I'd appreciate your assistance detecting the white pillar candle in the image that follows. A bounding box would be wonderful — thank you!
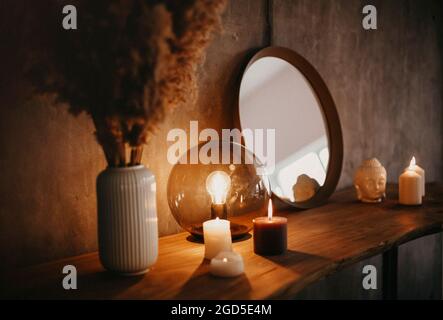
[399,164,422,205]
[203,218,232,259]
[210,251,244,278]
[415,165,425,196]
[404,157,425,197]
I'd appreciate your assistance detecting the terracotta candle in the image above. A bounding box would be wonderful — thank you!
[210,251,244,277]
[253,199,287,256]
[399,159,422,205]
[203,218,232,259]
[404,156,425,197]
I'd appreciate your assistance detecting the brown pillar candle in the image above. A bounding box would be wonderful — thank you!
[253,200,287,256]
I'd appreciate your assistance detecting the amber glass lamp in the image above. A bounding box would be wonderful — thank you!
[167,140,270,239]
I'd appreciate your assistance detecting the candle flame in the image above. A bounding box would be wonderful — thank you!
[409,156,416,170]
[222,258,228,263]
[267,199,273,221]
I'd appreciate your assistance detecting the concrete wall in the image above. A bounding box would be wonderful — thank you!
[0,0,442,286]
[272,0,443,188]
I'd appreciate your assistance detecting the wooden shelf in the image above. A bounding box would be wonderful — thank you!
[1,183,443,299]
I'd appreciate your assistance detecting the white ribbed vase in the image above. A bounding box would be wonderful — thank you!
[97,165,158,275]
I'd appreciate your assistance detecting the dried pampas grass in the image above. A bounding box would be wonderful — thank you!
[28,0,227,167]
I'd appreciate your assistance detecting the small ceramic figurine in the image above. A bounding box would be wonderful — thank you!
[354,158,387,203]
[293,174,320,202]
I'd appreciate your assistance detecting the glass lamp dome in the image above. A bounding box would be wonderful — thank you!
[167,140,270,239]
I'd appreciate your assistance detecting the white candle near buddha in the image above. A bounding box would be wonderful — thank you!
[404,156,425,197]
[210,251,244,277]
[203,217,232,259]
[399,157,422,205]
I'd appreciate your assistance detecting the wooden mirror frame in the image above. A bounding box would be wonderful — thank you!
[236,46,343,209]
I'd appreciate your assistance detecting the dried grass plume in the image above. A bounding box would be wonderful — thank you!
[28,0,227,167]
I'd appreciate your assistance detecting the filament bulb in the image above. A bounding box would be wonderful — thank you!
[206,171,231,205]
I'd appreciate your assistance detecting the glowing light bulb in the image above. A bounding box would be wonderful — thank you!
[206,171,231,205]
[408,156,416,170]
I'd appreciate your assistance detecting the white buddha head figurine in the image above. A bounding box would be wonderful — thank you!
[354,158,387,203]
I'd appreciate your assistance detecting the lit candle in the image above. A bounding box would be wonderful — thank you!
[210,251,244,277]
[203,217,232,259]
[399,158,422,205]
[404,156,425,197]
[253,199,287,256]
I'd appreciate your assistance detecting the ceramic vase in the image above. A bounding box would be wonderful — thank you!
[97,165,158,275]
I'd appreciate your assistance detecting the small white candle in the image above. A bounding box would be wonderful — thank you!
[210,251,244,277]
[404,156,425,197]
[399,160,422,205]
[203,218,232,259]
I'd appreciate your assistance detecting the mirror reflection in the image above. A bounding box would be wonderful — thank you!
[239,56,329,203]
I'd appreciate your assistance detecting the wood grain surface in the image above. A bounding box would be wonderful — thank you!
[1,183,442,300]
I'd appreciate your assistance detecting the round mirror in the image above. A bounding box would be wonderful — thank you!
[238,47,343,208]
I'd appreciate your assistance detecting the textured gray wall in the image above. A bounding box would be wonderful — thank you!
[0,0,442,279]
[272,0,443,188]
